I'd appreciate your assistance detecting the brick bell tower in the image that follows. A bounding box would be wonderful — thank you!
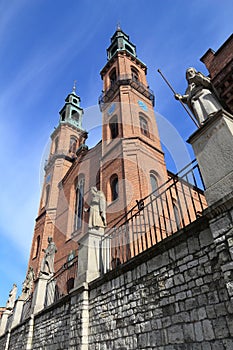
[99,27,168,226]
[28,85,86,277]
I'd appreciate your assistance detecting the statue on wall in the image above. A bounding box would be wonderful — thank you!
[21,267,35,298]
[40,236,57,276]
[175,67,223,125]
[6,284,17,310]
[86,186,107,229]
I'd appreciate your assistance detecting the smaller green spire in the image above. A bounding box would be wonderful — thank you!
[59,86,84,130]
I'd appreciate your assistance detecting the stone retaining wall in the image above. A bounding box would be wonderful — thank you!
[88,217,233,349]
[1,199,233,349]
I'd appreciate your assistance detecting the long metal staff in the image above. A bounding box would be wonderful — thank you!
[157,69,199,127]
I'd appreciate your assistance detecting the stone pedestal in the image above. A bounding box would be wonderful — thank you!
[75,228,105,288]
[11,295,27,329]
[0,309,12,336]
[45,279,56,306]
[31,274,50,314]
[188,110,233,205]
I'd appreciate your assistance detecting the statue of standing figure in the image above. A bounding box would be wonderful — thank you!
[6,284,17,310]
[175,67,223,125]
[21,267,35,298]
[87,187,107,229]
[40,237,57,275]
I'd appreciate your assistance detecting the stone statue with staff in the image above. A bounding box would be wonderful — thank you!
[158,67,223,127]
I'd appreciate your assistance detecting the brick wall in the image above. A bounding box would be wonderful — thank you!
[201,34,233,113]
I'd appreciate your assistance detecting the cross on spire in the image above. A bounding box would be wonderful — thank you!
[72,80,77,93]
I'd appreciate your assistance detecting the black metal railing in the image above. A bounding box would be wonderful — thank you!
[45,256,78,306]
[99,75,155,111]
[100,160,207,273]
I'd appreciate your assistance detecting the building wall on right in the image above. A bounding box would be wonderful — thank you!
[200,33,233,113]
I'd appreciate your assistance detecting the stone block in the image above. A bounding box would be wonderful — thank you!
[213,317,229,338]
[198,307,207,320]
[167,324,184,344]
[210,215,231,239]
[226,315,233,336]
[201,343,211,350]
[202,319,215,340]
[198,294,208,307]
[185,298,198,311]
[175,291,187,301]
[173,273,185,286]
[147,252,169,273]
[149,330,163,346]
[223,339,233,350]
[188,236,200,254]
[175,242,188,260]
[137,332,149,348]
[199,229,213,247]
[183,323,195,342]
[194,321,204,341]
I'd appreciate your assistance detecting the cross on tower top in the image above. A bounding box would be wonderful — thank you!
[72,80,77,93]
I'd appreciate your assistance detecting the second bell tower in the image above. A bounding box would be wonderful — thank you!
[27,86,87,277]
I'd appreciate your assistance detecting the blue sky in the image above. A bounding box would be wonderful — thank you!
[0,0,232,306]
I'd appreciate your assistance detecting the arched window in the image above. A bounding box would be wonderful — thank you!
[109,115,118,139]
[45,185,50,207]
[110,174,119,201]
[96,170,100,190]
[71,109,79,122]
[139,115,149,137]
[150,173,158,195]
[66,278,74,293]
[110,45,117,57]
[54,137,59,154]
[125,44,134,55]
[69,136,77,153]
[109,68,117,86]
[131,67,139,82]
[74,177,85,230]
[33,235,40,259]
[61,111,66,121]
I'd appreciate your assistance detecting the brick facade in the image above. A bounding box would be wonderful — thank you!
[200,34,233,113]
[26,30,231,304]
[27,28,169,277]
